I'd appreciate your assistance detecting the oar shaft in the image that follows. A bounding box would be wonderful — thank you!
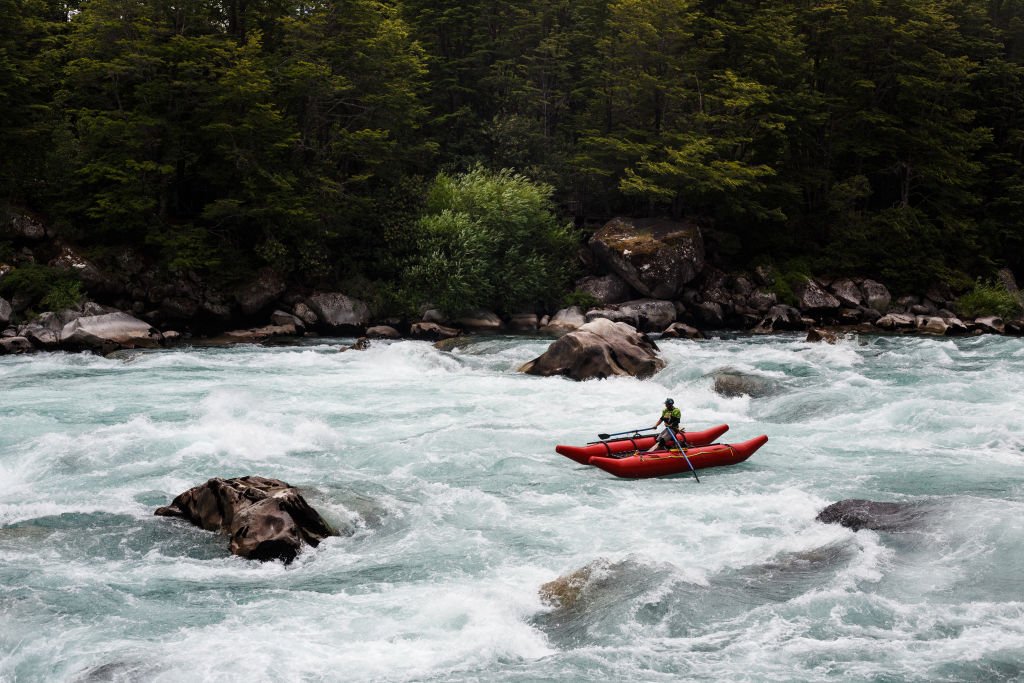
[602,427,650,438]
[667,428,700,483]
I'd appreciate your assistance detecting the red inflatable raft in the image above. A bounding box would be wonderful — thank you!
[555,424,730,465]
[587,434,768,479]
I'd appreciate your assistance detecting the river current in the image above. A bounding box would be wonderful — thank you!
[1,333,1023,682]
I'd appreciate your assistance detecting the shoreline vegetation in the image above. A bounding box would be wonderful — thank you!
[2,209,1022,357]
[3,1,1024,352]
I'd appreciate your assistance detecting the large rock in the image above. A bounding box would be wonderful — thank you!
[20,318,61,349]
[234,268,286,316]
[806,327,839,344]
[574,274,634,305]
[540,306,585,336]
[615,299,676,332]
[710,369,778,397]
[972,315,1005,334]
[0,297,11,325]
[588,217,704,299]
[408,321,459,341]
[860,278,892,313]
[4,211,47,240]
[874,313,916,331]
[830,278,863,308]
[292,302,318,326]
[365,325,401,339]
[693,301,725,328]
[816,499,924,532]
[996,267,1019,295]
[19,310,90,349]
[154,476,337,563]
[660,322,703,339]
[0,336,34,354]
[747,289,777,313]
[752,304,804,333]
[794,278,840,312]
[584,307,639,327]
[507,313,538,331]
[60,312,163,350]
[454,309,503,331]
[916,316,948,336]
[519,318,665,381]
[307,292,370,330]
[217,324,298,343]
[270,309,305,332]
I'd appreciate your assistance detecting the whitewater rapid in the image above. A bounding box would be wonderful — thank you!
[1,333,1023,681]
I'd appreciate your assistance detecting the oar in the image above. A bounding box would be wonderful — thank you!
[597,427,654,440]
[666,428,700,483]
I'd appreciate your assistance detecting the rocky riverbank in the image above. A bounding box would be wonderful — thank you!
[2,212,1022,356]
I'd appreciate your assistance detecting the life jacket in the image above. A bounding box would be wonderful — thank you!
[661,406,681,429]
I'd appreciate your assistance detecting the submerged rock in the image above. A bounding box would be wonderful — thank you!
[710,368,777,398]
[155,476,337,563]
[409,321,459,341]
[519,318,664,380]
[806,327,838,344]
[815,499,925,532]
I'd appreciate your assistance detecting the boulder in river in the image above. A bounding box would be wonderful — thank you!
[710,368,778,398]
[0,336,33,354]
[60,312,163,351]
[815,499,925,532]
[307,292,370,331]
[154,476,337,563]
[519,318,664,380]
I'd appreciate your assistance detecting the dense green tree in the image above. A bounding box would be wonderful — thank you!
[5,0,1024,306]
[275,0,432,279]
[0,0,69,204]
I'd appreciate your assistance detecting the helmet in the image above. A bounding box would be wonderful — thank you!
[664,398,674,406]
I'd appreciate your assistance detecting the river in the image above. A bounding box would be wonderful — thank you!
[1,333,1023,681]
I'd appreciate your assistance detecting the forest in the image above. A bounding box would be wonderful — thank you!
[2,0,1024,315]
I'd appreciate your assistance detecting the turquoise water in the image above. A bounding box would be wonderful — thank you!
[1,334,1023,682]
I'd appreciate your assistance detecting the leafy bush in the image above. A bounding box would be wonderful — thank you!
[404,166,576,315]
[0,264,82,310]
[41,280,85,311]
[955,280,1023,319]
[769,258,812,307]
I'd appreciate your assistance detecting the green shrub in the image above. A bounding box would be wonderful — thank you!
[404,166,576,315]
[41,280,85,311]
[0,264,82,310]
[769,258,812,307]
[955,280,1023,319]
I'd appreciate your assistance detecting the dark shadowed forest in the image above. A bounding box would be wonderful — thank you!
[3,0,1024,315]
